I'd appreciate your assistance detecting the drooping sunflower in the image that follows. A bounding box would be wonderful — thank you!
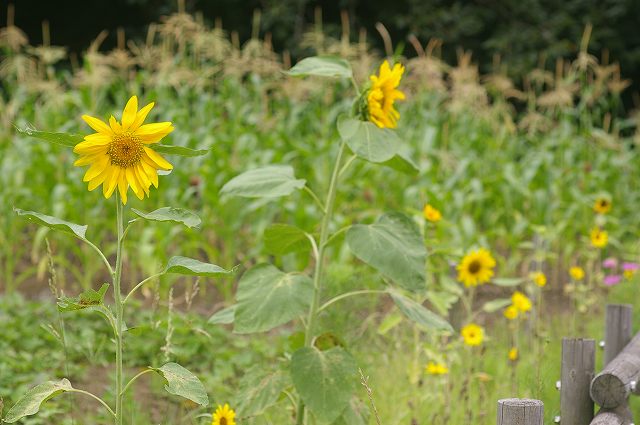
[593,198,612,214]
[366,60,405,128]
[457,248,496,287]
[73,95,174,204]
[590,227,608,248]
[211,404,236,425]
[461,323,484,346]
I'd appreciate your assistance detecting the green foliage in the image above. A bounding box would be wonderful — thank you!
[4,379,73,423]
[389,291,453,332]
[151,363,209,406]
[337,116,399,163]
[286,56,353,79]
[164,256,234,277]
[57,283,109,312]
[263,223,311,256]
[220,165,307,198]
[290,346,357,424]
[234,264,313,333]
[131,207,201,229]
[233,365,290,417]
[14,127,83,148]
[15,209,88,239]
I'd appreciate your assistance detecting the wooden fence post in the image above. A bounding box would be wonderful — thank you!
[604,304,633,366]
[561,338,595,424]
[497,398,544,425]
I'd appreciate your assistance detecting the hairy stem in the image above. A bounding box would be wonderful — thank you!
[114,194,125,425]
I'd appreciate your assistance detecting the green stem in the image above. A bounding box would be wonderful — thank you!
[303,186,326,214]
[121,368,154,396]
[296,139,347,425]
[123,272,165,304]
[317,290,388,313]
[80,238,114,276]
[67,389,116,418]
[114,194,125,425]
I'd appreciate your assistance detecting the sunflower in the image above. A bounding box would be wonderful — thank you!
[569,266,585,281]
[531,272,547,287]
[457,248,496,287]
[461,323,484,346]
[590,227,608,248]
[511,291,531,313]
[423,204,442,223]
[73,95,174,204]
[508,347,519,362]
[503,305,518,320]
[594,198,612,214]
[425,361,449,375]
[366,60,405,128]
[211,404,236,425]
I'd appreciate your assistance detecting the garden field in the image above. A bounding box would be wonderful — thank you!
[1,6,640,425]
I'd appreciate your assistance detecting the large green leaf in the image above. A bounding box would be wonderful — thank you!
[207,305,236,325]
[164,256,234,277]
[57,283,109,312]
[220,165,306,198]
[234,264,313,333]
[382,151,420,175]
[152,363,209,406]
[337,116,399,163]
[4,379,73,423]
[335,398,370,425]
[347,212,426,290]
[15,126,83,148]
[482,298,512,313]
[233,366,290,417]
[263,223,310,256]
[15,208,87,239]
[286,56,353,79]
[150,144,209,157]
[291,347,357,424]
[131,207,201,229]
[390,291,453,332]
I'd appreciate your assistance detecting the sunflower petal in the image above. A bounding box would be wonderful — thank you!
[104,167,120,198]
[83,156,109,182]
[88,167,110,191]
[82,115,113,135]
[140,160,159,188]
[121,96,138,131]
[135,123,174,144]
[143,147,173,170]
[130,102,154,131]
[109,116,123,134]
[117,173,128,205]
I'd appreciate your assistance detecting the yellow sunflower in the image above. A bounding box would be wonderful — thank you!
[425,361,449,375]
[511,291,531,313]
[508,347,519,362]
[367,60,405,128]
[532,272,547,287]
[457,248,496,287]
[503,305,518,320]
[590,227,608,248]
[593,198,611,214]
[461,323,484,346]
[73,95,174,204]
[423,204,442,223]
[570,266,585,281]
[211,404,236,425]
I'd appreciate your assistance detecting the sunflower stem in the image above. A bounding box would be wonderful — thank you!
[296,139,347,425]
[114,193,125,425]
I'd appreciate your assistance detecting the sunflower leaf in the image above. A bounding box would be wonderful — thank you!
[220,165,306,198]
[14,126,83,148]
[164,256,235,277]
[151,363,209,406]
[286,56,353,79]
[4,379,74,423]
[232,365,290,417]
[57,283,109,312]
[14,208,88,239]
[131,207,201,229]
[263,223,311,256]
[207,305,236,325]
[389,291,453,332]
[150,144,209,157]
[337,116,399,163]
[482,298,512,313]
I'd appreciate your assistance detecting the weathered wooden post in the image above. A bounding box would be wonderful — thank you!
[604,304,633,365]
[561,338,595,424]
[590,405,633,425]
[497,398,544,425]
[590,333,640,408]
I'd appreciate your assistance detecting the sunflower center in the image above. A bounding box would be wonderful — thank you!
[107,132,143,168]
[220,418,227,425]
[468,260,482,274]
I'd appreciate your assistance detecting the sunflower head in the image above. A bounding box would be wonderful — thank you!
[365,60,405,128]
[508,347,519,362]
[423,204,442,223]
[461,323,484,346]
[425,361,449,375]
[503,305,518,320]
[531,272,547,287]
[211,404,236,425]
[511,291,532,313]
[594,198,612,214]
[73,95,174,205]
[457,248,496,287]
[590,227,608,248]
[569,266,585,281]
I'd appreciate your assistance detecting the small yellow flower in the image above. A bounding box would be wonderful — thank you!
[211,404,236,425]
[570,266,585,281]
[74,95,174,204]
[423,204,442,223]
[624,270,636,280]
[461,323,484,346]
[594,198,612,214]
[532,272,547,287]
[425,361,449,375]
[503,305,519,320]
[590,228,608,248]
[457,248,496,287]
[508,347,519,362]
[367,60,405,128]
[511,291,532,313]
